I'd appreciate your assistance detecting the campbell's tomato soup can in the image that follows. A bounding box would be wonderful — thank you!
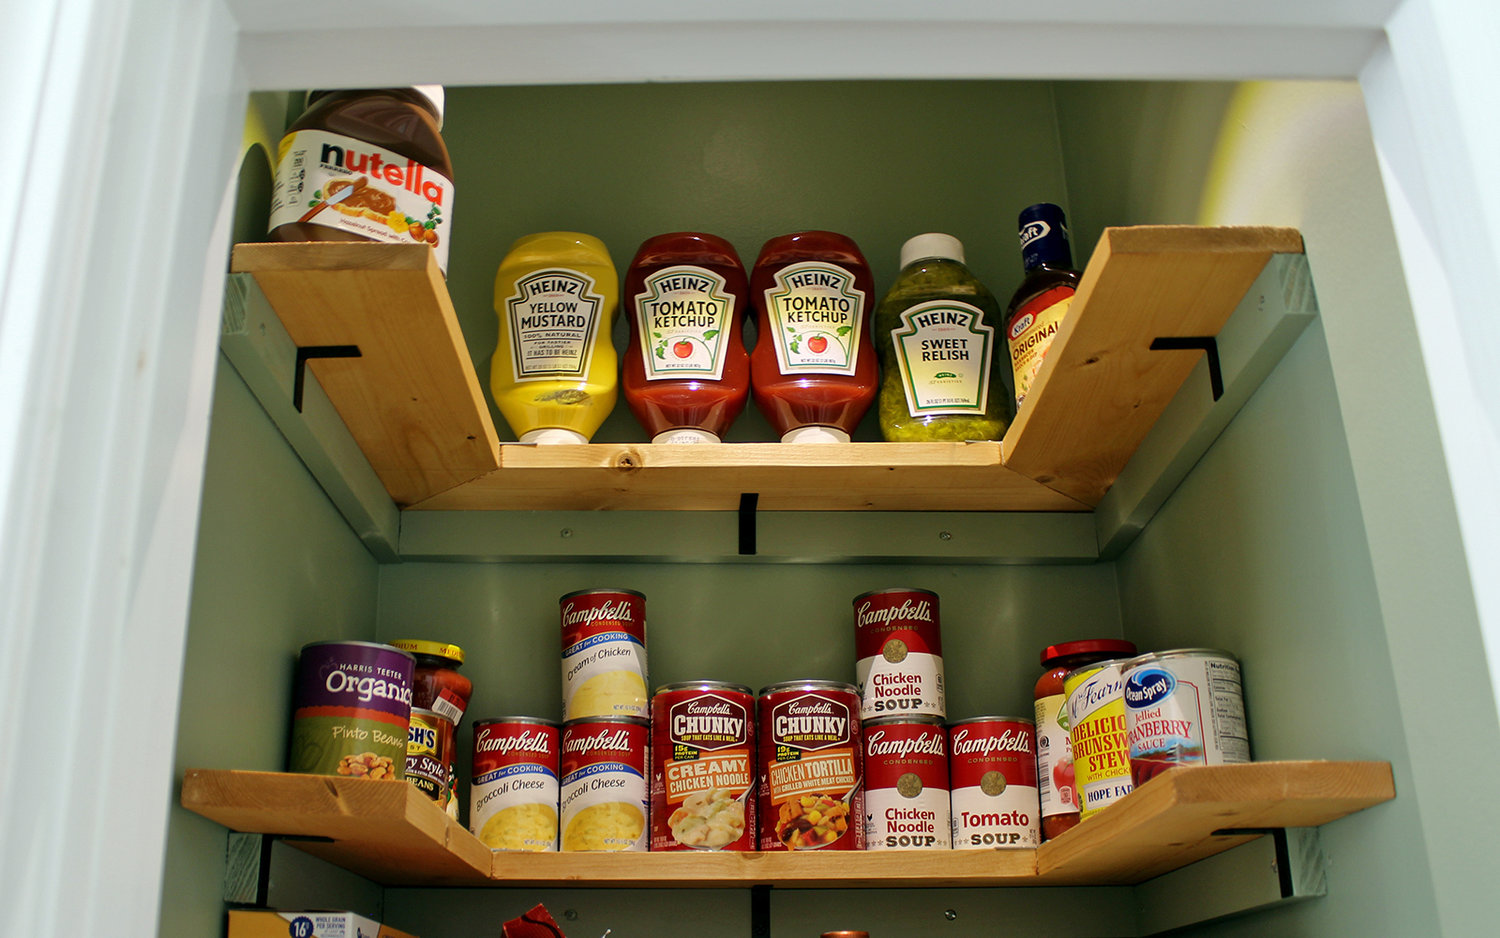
[948,717,1039,848]
[469,717,560,852]
[560,589,648,721]
[651,681,757,851]
[405,708,454,807]
[1064,660,1134,820]
[559,717,650,852]
[289,640,413,780]
[1122,649,1250,785]
[854,588,945,720]
[758,681,864,851]
[863,716,950,850]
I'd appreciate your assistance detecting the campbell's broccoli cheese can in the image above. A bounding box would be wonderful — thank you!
[758,681,864,851]
[651,682,757,851]
[560,717,649,852]
[561,589,648,721]
[854,588,945,719]
[289,641,413,780]
[469,717,560,852]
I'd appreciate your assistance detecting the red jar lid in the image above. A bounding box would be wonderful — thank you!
[1040,639,1137,666]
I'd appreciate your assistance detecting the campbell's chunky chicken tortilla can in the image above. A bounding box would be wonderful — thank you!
[651,681,757,851]
[561,589,648,721]
[559,717,650,852]
[948,716,1039,848]
[758,681,864,851]
[854,588,945,720]
[863,715,950,849]
[289,640,414,779]
[469,717,560,852]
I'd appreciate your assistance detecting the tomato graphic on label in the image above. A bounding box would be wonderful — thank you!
[807,335,828,354]
[673,339,694,359]
[1053,755,1076,808]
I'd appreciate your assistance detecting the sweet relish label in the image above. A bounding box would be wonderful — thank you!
[890,300,994,417]
[505,269,607,380]
[763,262,865,376]
[634,266,735,381]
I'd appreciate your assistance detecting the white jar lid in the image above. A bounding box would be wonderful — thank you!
[900,232,964,268]
[652,428,721,444]
[781,425,851,443]
[520,427,588,444]
[411,85,445,128]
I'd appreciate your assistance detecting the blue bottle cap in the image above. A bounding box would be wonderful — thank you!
[1017,203,1073,271]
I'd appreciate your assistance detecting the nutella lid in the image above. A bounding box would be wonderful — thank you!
[411,84,445,128]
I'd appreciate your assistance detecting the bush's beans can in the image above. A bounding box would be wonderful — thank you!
[289,641,413,779]
[561,589,648,721]
[1122,649,1250,785]
[651,682,757,851]
[1064,660,1134,820]
[559,717,650,852]
[863,715,950,850]
[854,588,945,719]
[758,681,864,851]
[405,708,454,807]
[948,717,1038,848]
[470,717,560,852]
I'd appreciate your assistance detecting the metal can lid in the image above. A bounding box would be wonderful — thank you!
[388,639,464,665]
[1124,648,1239,670]
[559,587,646,601]
[863,714,946,727]
[853,587,938,603]
[1040,639,1137,667]
[758,679,859,698]
[473,715,560,728]
[654,680,754,697]
[561,715,651,728]
[298,639,415,662]
[947,715,1035,727]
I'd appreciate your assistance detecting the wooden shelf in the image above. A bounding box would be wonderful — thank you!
[180,761,1391,889]
[229,226,1303,514]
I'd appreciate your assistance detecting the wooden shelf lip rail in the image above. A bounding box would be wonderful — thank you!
[180,761,1391,889]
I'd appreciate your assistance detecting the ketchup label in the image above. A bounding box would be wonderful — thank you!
[889,301,995,417]
[633,266,736,381]
[1007,286,1074,408]
[504,269,609,380]
[762,262,866,376]
[269,129,454,273]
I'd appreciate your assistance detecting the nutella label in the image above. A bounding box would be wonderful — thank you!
[270,129,454,272]
[634,266,736,381]
[890,301,995,417]
[506,269,609,381]
[763,262,865,376]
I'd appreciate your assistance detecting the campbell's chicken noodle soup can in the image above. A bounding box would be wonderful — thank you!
[560,589,648,720]
[1122,649,1250,786]
[651,682,757,851]
[758,681,864,851]
[469,717,560,852]
[863,716,950,850]
[948,717,1039,848]
[854,588,945,719]
[559,717,650,852]
[405,708,454,807]
[1064,660,1134,820]
[289,641,413,779]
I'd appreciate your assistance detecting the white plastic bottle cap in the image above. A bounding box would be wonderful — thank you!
[411,85,445,128]
[520,428,588,444]
[652,428,722,444]
[781,425,851,443]
[900,233,964,269]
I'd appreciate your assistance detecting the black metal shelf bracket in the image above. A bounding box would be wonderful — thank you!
[293,345,362,413]
[739,493,759,555]
[1150,335,1224,401]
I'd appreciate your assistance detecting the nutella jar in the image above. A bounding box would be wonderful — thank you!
[268,86,455,273]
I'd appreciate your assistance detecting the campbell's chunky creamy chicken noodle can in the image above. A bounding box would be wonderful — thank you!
[948,717,1039,848]
[854,588,945,719]
[560,717,650,852]
[651,681,758,851]
[863,715,950,850]
[1064,660,1134,820]
[758,681,865,851]
[289,641,413,779]
[561,589,648,721]
[470,717,560,852]
[1122,649,1250,785]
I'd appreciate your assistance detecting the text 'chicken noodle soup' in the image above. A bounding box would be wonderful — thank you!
[561,589,648,720]
[651,681,758,851]
[469,717,560,852]
[863,715,950,850]
[854,588,945,720]
[560,717,649,852]
[290,641,413,779]
[758,681,864,851]
[948,716,1038,848]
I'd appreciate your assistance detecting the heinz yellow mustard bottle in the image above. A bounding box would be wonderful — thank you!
[491,232,619,443]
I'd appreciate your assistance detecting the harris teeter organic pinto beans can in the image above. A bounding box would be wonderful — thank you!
[561,589,648,721]
[469,717,560,852]
[289,641,413,779]
[854,588,945,719]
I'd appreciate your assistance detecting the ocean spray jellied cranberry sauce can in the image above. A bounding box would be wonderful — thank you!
[651,681,757,851]
[854,588,945,720]
[948,717,1039,848]
[1121,649,1249,786]
[758,681,864,851]
[560,589,648,721]
[469,717,560,852]
[863,715,950,850]
[559,716,650,852]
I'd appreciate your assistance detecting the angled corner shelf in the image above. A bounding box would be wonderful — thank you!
[180,761,1392,889]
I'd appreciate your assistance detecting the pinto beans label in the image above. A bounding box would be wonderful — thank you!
[1122,650,1249,786]
[863,716,951,850]
[854,588,945,720]
[289,641,414,779]
[1064,660,1134,820]
[948,717,1039,848]
[561,589,648,721]
[758,681,865,851]
[651,682,757,851]
[469,717,560,852]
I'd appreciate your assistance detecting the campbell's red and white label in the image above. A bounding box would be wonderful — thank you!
[559,718,649,852]
[948,718,1038,849]
[269,128,454,272]
[651,684,756,851]
[469,719,559,852]
[854,589,945,720]
[758,684,864,851]
[863,718,950,850]
[561,590,647,721]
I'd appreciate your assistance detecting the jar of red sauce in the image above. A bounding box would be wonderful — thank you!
[622,232,751,443]
[749,231,878,442]
[390,640,472,727]
[1033,638,1136,840]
